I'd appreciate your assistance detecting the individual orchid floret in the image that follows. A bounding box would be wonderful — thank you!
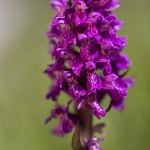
[103,73,118,89]
[45,100,74,136]
[100,14,116,32]
[78,34,92,61]
[64,71,86,109]
[111,52,132,70]
[68,55,84,76]
[109,77,135,110]
[103,73,127,97]
[78,34,99,61]
[85,12,103,41]
[72,0,88,26]
[84,137,103,150]
[58,20,76,44]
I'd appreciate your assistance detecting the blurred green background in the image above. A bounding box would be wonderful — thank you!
[0,0,150,149]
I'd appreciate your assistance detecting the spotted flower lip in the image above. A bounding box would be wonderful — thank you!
[45,0,134,140]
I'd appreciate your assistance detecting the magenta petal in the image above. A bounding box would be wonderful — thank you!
[105,0,121,11]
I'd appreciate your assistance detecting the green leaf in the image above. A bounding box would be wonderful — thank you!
[71,123,85,150]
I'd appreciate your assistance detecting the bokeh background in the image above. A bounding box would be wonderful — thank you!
[0,0,150,149]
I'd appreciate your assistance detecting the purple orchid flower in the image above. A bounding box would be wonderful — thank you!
[72,0,88,26]
[84,137,103,150]
[45,0,134,149]
[45,100,75,136]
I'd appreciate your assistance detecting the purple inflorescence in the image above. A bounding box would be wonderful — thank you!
[45,0,134,140]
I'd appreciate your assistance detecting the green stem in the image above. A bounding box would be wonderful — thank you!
[77,101,93,140]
